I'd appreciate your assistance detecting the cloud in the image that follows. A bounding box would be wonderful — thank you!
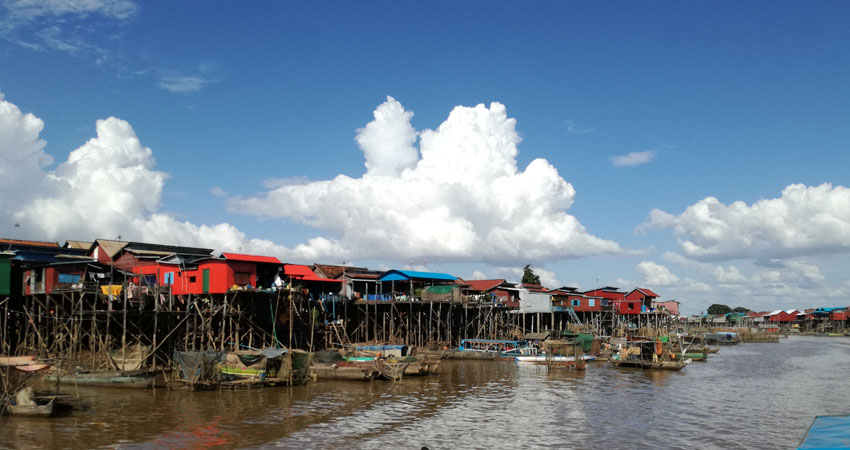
[563,119,597,135]
[642,183,850,261]
[0,90,329,262]
[610,150,656,168]
[2,0,138,23]
[158,76,208,93]
[229,97,625,265]
[636,261,680,286]
[210,186,227,197]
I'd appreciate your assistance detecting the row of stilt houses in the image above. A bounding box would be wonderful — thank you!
[0,237,677,374]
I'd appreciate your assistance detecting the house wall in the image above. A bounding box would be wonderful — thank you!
[518,290,552,313]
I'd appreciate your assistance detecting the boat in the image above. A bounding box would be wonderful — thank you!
[515,355,596,363]
[46,370,160,389]
[612,359,688,370]
[402,356,440,376]
[0,356,51,372]
[311,350,379,381]
[672,352,708,361]
[611,340,689,371]
[798,415,850,449]
[4,388,55,417]
[455,339,537,360]
[375,358,410,382]
[704,332,741,345]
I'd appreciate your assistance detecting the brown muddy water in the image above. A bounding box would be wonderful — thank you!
[3,335,850,449]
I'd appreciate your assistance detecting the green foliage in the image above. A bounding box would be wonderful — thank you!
[707,303,732,315]
[522,264,541,285]
[732,306,751,313]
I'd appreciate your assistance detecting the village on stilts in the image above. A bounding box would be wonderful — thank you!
[1,237,847,417]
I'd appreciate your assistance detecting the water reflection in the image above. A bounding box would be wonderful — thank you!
[2,336,849,449]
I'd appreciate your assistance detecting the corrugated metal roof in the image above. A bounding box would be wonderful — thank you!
[0,238,59,248]
[283,264,341,282]
[380,270,457,282]
[221,252,282,264]
[463,279,506,292]
[96,239,129,259]
[64,240,92,249]
[634,288,660,297]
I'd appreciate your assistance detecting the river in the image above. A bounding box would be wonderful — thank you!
[3,335,849,449]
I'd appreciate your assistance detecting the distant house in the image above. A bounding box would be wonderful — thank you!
[585,286,639,315]
[462,279,519,306]
[282,264,343,297]
[518,287,552,313]
[311,264,382,299]
[625,288,660,313]
[549,287,601,312]
[652,300,680,316]
[0,238,96,296]
[764,309,801,323]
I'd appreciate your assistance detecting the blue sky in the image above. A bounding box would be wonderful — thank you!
[1,1,849,314]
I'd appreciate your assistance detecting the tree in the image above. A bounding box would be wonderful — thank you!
[706,304,732,315]
[522,264,541,285]
[732,306,751,313]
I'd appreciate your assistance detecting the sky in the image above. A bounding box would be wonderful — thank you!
[1,1,849,314]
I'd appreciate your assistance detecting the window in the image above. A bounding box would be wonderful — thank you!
[571,299,580,307]
[189,276,197,283]
[163,272,174,285]
[588,299,595,307]
[628,302,636,310]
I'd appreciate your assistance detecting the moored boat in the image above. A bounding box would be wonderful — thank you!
[46,370,160,388]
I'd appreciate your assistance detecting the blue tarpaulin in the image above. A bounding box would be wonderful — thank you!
[798,415,850,449]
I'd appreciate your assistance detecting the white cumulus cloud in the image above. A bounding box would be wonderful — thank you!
[0,90,331,263]
[641,183,850,260]
[636,261,680,286]
[229,97,625,265]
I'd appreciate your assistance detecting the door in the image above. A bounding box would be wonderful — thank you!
[202,268,210,293]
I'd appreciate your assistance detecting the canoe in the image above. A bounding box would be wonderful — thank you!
[45,371,159,388]
[7,397,55,417]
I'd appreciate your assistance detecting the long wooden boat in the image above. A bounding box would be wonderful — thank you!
[515,355,596,363]
[311,362,378,381]
[611,359,688,370]
[46,370,160,388]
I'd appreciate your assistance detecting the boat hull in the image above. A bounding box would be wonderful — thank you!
[45,371,159,389]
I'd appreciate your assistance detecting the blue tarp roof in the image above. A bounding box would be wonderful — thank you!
[380,270,457,282]
[798,415,850,449]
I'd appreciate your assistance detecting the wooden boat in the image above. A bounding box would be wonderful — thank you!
[311,350,378,381]
[453,339,535,360]
[6,397,55,417]
[704,332,741,345]
[611,359,688,370]
[403,357,440,376]
[46,370,160,388]
[672,352,707,361]
[515,355,596,363]
[375,358,410,382]
[311,362,378,381]
[0,355,51,372]
[611,339,689,371]
[4,387,56,417]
